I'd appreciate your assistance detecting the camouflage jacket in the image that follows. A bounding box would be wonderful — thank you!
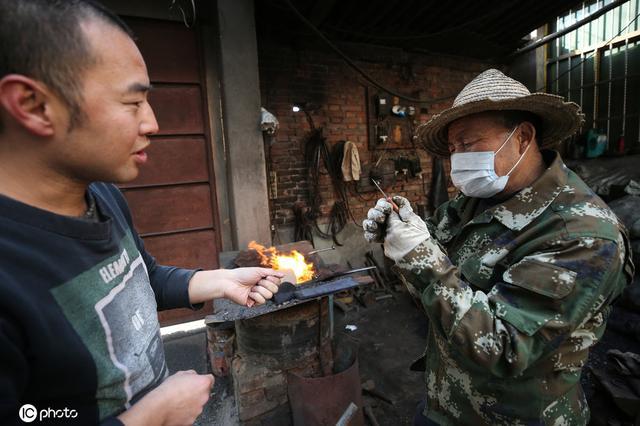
[395,151,634,425]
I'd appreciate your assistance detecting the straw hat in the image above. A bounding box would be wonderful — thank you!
[416,69,584,157]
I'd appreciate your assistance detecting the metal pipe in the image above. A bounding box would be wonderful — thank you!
[509,0,629,58]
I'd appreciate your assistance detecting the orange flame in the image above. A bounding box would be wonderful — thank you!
[247,241,315,284]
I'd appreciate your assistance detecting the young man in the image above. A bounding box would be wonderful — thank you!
[0,1,282,424]
[364,69,634,425]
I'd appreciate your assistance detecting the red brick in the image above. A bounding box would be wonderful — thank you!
[259,41,479,226]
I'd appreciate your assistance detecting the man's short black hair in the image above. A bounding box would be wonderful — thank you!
[491,110,543,142]
[0,0,133,131]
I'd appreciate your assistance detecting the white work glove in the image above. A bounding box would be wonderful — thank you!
[363,196,431,262]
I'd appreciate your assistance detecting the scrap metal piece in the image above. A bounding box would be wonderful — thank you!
[336,402,358,426]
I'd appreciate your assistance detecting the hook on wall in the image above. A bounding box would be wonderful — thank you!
[169,0,196,28]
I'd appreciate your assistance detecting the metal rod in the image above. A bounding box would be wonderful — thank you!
[592,111,640,121]
[557,71,640,88]
[302,266,378,287]
[580,51,585,108]
[318,300,331,377]
[308,246,336,255]
[622,37,629,136]
[336,402,358,426]
[510,0,629,58]
[581,2,587,49]
[545,28,640,63]
[563,73,640,88]
[338,266,377,275]
[555,28,560,94]
[139,225,214,238]
[371,178,389,199]
[568,55,572,101]
[328,294,334,340]
[594,49,600,129]
[607,40,613,143]
[370,178,427,231]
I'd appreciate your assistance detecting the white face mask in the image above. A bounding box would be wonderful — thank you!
[450,126,531,198]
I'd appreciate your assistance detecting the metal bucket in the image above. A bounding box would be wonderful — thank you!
[287,348,364,426]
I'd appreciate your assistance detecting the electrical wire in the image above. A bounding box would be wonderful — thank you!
[323,3,513,41]
[283,0,639,100]
[283,0,458,105]
[537,8,640,92]
[348,183,378,204]
[299,128,356,245]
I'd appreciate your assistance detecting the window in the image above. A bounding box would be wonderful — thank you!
[546,0,640,153]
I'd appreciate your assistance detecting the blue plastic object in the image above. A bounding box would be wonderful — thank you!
[585,129,607,158]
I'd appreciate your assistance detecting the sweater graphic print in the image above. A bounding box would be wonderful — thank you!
[50,231,167,420]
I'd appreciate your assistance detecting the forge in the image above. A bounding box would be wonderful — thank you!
[206,241,367,425]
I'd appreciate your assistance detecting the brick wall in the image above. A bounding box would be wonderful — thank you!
[258,39,492,232]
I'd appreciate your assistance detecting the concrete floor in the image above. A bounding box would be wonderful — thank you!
[163,328,238,426]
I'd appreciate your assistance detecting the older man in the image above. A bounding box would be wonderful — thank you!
[364,69,634,425]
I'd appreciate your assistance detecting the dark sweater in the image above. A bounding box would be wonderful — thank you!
[0,183,199,425]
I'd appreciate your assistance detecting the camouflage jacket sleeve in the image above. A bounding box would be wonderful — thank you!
[395,234,625,378]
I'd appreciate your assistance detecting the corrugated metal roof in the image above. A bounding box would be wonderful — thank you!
[257,0,584,60]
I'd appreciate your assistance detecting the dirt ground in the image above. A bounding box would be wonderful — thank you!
[163,289,639,425]
[333,291,428,425]
[162,289,429,426]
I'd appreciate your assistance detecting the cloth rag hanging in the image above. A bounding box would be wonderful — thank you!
[341,140,361,181]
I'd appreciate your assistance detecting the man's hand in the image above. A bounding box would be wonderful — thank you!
[188,268,284,308]
[363,196,430,262]
[118,370,214,426]
[223,267,283,307]
[363,198,393,243]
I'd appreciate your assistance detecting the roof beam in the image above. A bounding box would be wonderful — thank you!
[509,0,629,58]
